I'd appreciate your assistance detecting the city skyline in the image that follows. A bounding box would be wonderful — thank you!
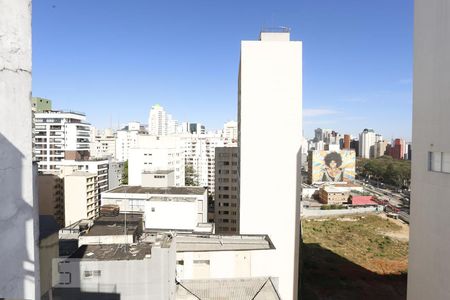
[33,0,413,139]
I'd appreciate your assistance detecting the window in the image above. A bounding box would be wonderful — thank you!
[84,271,93,278]
[193,260,210,265]
[151,207,155,212]
[429,151,450,173]
[177,260,184,265]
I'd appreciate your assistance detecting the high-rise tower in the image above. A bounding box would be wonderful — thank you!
[238,29,302,299]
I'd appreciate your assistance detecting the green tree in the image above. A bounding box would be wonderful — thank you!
[185,165,199,186]
[122,160,128,185]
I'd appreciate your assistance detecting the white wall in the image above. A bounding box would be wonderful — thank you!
[101,190,208,228]
[239,32,302,299]
[145,200,198,230]
[0,0,39,298]
[176,251,254,280]
[408,1,450,299]
[53,242,176,300]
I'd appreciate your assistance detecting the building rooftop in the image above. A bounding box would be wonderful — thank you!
[175,234,274,252]
[107,185,206,195]
[150,196,198,203]
[351,196,377,206]
[142,169,174,175]
[83,223,138,237]
[69,238,172,260]
[176,277,280,300]
[322,186,350,193]
[66,171,97,177]
[69,243,152,260]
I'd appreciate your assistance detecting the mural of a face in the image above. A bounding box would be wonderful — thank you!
[311,150,356,183]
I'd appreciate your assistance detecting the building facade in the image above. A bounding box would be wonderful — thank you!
[214,146,239,234]
[38,174,65,227]
[359,128,376,158]
[34,110,91,172]
[374,140,388,158]
[408,1,450,299]
[238,30,302,299]
[64,172,99,226]
[0,1,40,297]
[115,122,144,162]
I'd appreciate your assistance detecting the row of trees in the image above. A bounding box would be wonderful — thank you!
[357,156,411,188]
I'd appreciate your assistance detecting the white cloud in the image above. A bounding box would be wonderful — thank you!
[303,108,339,117]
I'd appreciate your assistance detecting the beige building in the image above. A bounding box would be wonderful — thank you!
[64,171,99,226]
[214,146,239,234]
[38,174,65,227]
[374,140,388,158]
[318,186,350,204]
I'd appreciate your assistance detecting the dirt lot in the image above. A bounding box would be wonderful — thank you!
[301,213,408,300]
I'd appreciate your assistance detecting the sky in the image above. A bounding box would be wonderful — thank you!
[33,0,413,140]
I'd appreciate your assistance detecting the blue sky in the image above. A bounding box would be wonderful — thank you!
[33,0,413,140]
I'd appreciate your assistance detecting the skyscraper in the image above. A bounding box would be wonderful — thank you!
[343,134,351,149]
[408,1,450,299]
[359,128,376,158]
[148,104,177,136]
[238,29,302,299]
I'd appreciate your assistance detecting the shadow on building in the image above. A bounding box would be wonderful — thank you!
[300,243,407,300]
[0,133,37,298]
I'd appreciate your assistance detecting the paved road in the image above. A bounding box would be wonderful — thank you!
[356,179,410,222]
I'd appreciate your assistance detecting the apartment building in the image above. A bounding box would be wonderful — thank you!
[223,121,238,145]
[38,174,65,227]
[115,122,145,162]
[128,135,185,187]
[91,128,116,159]
[238,30,302,299]
[214,146,239,234]
[34,110,91,172]
[359,128,376,158]
[183,133,224,193]
[64,172,99,226]
[408,1,450,299]
[374,140,388,158]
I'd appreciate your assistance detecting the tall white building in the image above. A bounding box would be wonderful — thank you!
[148,104,178,136]
[115,122,143,162]
[91,128,116,159]
[238,30,302,299]
[128,135,185,187]
[34,110,91,172]
[183,133,224,193]
[408,1,450,299]
[223,121,238,144]
[359,128,376,158]
[64,171,99,226]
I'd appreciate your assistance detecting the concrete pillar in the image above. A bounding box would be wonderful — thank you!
[0,0,40,299]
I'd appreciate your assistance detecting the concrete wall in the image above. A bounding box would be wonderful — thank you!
[176,250,254,280]
[0,0,40,298]
[142,171,175,188]
[78,234,134,246]
[302,207,383,218]
[238,32,302,299]
[40,233,59,298]
[53,242,176,300]
[408,1,450,299]
[145,200,198,230]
